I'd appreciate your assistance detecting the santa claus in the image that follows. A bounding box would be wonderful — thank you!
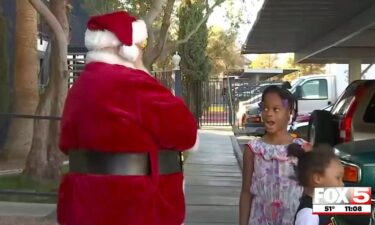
[57,11,198,225]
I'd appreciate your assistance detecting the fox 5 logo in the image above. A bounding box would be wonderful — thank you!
[313,187,372,205]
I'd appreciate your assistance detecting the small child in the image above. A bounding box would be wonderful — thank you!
[288,144,344,225]
[239,85,307,225]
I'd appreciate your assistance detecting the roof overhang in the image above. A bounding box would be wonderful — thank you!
[242,0,375,64]
[239,68,298,81]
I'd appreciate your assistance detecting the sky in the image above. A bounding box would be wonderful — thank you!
[207,0,265,47]
[207,0,265,60]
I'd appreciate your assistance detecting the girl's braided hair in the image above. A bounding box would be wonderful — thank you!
[260,83,298,125]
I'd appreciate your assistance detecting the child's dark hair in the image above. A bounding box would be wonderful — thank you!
[261,85,298,123]
[287,143,339,186]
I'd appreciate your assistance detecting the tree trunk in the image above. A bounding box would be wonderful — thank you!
[23,0,69,180]
[0,14,11,153]
[3,0,39,160]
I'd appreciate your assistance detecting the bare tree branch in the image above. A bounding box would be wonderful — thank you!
[144,0,166,25]
[28,0,68,77]
[205,0,209,12]
[144,0,224,68]
[144,26,156,68]
[144,0,175,67]
[157,0,175,49]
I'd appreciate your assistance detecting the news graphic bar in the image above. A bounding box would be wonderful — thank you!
[313,187,372,215]
[313,204,372,215]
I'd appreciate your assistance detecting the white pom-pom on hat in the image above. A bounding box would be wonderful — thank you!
[119,45,139,62]
[132,20,148,44]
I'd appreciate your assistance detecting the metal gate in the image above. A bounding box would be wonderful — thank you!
[195,79,231,126]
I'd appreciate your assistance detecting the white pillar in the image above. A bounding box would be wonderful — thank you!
[348,59,362,83]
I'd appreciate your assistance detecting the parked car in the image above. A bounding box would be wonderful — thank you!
[292,74,347,114]
[243,106,264,136]
[289,105,333,140]
[240,73,346,130]
[334,139,375,225]
[236,82,283,126]
[308,80,375,146]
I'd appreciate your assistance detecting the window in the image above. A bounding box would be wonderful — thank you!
[364,94,375,123]
[300,79,328,100]
[332,81,363,115]
[332,96,355,116]
[290,78,305,94]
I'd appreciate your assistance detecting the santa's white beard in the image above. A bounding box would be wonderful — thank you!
[86,50,151,75]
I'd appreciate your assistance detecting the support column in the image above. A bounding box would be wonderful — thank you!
[173,69,182,97]
[348,59,362,83]
[172,52,182,97]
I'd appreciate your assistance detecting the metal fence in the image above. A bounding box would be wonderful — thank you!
[68,53,86,87]
[152,71,174,91]
[194,79,231,126]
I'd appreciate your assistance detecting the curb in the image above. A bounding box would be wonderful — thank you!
[230,135,243,170]
[0,201,56,218]
[0,169,22,176]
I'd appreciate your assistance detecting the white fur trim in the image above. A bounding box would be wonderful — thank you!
[186,133,199,152]
[84,20,147,50]
[85,29,121,50]
[132,20,148,44]
[119,45,139,62]
[86,51,135,69]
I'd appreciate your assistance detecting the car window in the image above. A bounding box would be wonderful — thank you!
[331,81,362,115]
[364,93,375,123]
[332,81,363,115]
[300,79,328,99]
[332,96,355,115]
[290,78,304,93]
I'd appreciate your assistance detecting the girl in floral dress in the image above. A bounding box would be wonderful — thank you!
[239,85,310,225]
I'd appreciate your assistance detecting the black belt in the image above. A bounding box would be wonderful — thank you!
[69,150,183,175]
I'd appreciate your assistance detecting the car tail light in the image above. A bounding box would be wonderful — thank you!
[339,86,365,143]
[290,133,298,138]
[296,114,310,122]
[241,114,246,126]
[342,162,361,183]
[247,115,261,123]
[339,98,356,143]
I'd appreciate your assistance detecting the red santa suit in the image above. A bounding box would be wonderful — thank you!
[57,12,198,225]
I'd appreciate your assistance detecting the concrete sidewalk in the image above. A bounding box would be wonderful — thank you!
[185,127,242,225]
[0,127,243,224]
[0,201,55,218]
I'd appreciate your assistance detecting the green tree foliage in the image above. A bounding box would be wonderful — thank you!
[82,0,151,18]
[250,54,278,69]
[81,0,126,15]
[249,53,326,81]
[282,54,326,81]
[207,26,245,77]
[178,0,210,82]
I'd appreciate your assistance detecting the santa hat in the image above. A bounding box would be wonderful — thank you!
[84,11,148,62]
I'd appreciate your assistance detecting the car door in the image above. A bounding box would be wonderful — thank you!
[297,78,330,114]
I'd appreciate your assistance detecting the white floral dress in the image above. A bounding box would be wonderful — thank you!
[248,138,305,225]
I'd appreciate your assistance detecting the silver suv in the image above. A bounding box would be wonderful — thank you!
[308,80,375,146]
